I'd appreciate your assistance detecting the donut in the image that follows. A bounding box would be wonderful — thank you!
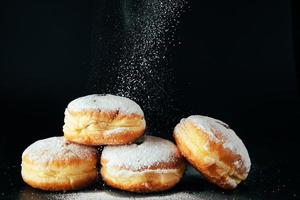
[100,136,185,193]
[21,137,98,191]
[173,115,251,189]
[63,94,146,146]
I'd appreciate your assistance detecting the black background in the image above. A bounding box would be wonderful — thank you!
[1,0,299,199]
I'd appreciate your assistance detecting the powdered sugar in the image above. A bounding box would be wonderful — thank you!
[22,137,97,163]
[102,136,180,171]
[89,0,187,135]
[52,191,200,200]
[67,94,144,116]
[185,115,251,172]
[107,168,179,176]
[103,128,127,136]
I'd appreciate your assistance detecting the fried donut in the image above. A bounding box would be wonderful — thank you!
[100,136,185,193]
[173,115,251,189]
[21,137,98,191]
[63,94,146,146]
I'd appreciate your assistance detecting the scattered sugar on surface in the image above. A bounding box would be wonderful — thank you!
[186,115,251,172]
[22,137,97,163]
[67,94,144,116]
[52,191,200,200]
[102,136,179,171]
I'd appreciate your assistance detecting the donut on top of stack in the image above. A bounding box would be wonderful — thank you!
[63,94,146,146]
[173,115,251,189]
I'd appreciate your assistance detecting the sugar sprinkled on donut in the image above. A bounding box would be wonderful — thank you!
[101,136,180,171]
[184,115,251,172]
[67,94,144,115]
[22,137,97,163]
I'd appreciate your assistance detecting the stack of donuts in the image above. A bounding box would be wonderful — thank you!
[21,94,251,192]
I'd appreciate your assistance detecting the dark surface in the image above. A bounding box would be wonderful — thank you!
[1,0,300,199]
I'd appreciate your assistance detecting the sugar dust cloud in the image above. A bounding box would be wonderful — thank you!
[89,0,187,134]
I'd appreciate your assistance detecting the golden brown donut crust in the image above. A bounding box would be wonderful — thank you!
[101,162,185,193]
[173,116,250,189]
[63,109,145,146]
[21,157,97,191]
[100,136,185,193]
[21,137,98,191]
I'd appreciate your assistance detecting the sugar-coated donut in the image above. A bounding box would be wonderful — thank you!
[173,115,251,189]
[21,137,98,191]
[100,136,185,193]
[63,94,146,146]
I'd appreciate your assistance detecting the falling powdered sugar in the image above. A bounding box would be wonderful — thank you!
[22,137,97,163]
[101,136,180,171]
[113,0,187,99]
[89,0,187,134]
